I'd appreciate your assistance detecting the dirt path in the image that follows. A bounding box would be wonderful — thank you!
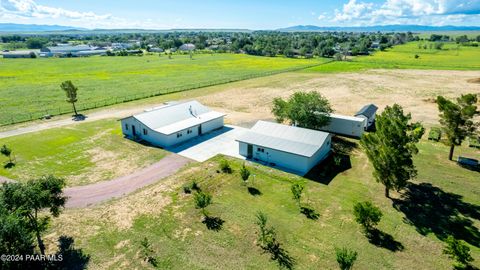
[64,154,191,208]
[0,154,192,207]
[0,105,155,139]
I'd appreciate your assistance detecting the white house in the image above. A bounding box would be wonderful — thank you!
[121,101,225,148]
[179,43,196,51]
[236,121,332,175]
[355,104,378,130]
[2,50,37,58]
[318,113,366,138]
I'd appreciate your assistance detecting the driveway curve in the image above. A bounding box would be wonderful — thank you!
[0,154,192,208]
[64,154,191,208]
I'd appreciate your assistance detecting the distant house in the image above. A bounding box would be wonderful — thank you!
[111,43,135,50]
[40,45,93,57]
[149,47,164,53]
[318,114,366,138]
[236,121,332,175]
[74,50,108,57]
[121,101,225,148]
[355,104,378,130]
[2,50,37,58]
[179,43,196,51]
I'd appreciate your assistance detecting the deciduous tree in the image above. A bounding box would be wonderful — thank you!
[60,80,80,116]
[272,91,333,130]
[1,175,66,255]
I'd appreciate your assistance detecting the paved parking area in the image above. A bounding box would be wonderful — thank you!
[168,125,247,162]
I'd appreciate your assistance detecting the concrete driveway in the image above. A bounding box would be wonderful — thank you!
[168,125,247,162]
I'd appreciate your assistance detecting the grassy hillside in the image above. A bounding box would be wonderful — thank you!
[0,54,327,125]
[0,119,166,186]
[307,41,480,73]
[46,139,480,269]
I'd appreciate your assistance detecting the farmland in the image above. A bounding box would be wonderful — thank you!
[0,119,166,186]
[0,54,328,125]
[307,41,480,72]
[44,140,480,269]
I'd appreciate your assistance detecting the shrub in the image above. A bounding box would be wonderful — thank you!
[140,237,157,267]
[194,191,212,216]
[219,159,232,174]
[240,163,250,183]
[183,185,191,194]
[255,212,295,270]
[291,182,304,206]
[353,201,383,231]
[443,235,474,267]
[335,247,358,270]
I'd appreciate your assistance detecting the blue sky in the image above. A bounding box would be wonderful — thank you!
[1,0,480,29]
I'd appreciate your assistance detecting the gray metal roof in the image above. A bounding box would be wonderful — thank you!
[132,100,225,135]
[355,104,378,118]
[45,45,92,53]
[236,121,330,157]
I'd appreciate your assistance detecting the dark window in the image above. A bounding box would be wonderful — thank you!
[143,129,148,135]
[125,124,129,130]
[257,147,265,153]
[177,132,183,138]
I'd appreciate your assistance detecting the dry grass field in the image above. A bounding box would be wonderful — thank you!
[196,69,480,127]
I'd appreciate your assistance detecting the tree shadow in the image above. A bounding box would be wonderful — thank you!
[72,114,87,121]
[455,264,480,270]
[52,235,90,270]
[300,205,319,220]
[392,183,480,247]
[3,162,15,169]
[248,186,262,196]
[304,153,352,185]
[366,228,404,252]
[304,136,356,185]
[266,242,296,270]
[202,216,225,231]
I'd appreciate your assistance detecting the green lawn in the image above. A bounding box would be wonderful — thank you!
[306,41,480,73]
[0,54,327,125]
[48,139,480,269]
[0,119,166,186]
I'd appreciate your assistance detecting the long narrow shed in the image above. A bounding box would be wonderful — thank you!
[318,114,366,138]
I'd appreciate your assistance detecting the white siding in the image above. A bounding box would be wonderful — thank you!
[121,116,224,148]
[319,116,365,138]
[238,139,331,175]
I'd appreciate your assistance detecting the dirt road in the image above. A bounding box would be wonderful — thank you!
[0,154,191,207]
[63,154,191,208]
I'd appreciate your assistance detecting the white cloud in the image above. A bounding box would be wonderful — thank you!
[332,0,480,25]
[0,0,112,21]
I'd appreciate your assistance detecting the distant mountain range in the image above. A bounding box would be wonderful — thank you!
[0,23,85,32]
[277,24,480,32]
[1,23,480,33]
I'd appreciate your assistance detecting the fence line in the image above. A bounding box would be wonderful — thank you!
[0,61,331,127]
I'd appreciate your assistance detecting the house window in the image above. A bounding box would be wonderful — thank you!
[143,129,148,135]
[187,129,192,134]
[125,124,129,130]
[257,147,265,153]
[177,132,183,138]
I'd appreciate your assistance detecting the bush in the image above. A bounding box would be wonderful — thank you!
[240,163,250,182]
[194,191,212,216]
[335,247,358,270]
[353,201,383,231]
[255,212,295,269]
[291,182,304,206]
[183,185,191,194]
[140,237,157,267]
[219,159,232,174]
[443,235,474,267]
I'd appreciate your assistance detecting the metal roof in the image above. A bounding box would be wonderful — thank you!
[45,45,92,53]
[236,121,330,157]
[329,113,365,122]
[355,104,378,118]
[133,100,225,135]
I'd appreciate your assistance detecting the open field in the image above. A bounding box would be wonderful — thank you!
[44,139,480,269]
[0,54,327,125]
[0,119,167,186]
[307,42,480,72]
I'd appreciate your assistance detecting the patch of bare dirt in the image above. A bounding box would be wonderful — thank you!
[467,78,480,84]
[198,69,480,127]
